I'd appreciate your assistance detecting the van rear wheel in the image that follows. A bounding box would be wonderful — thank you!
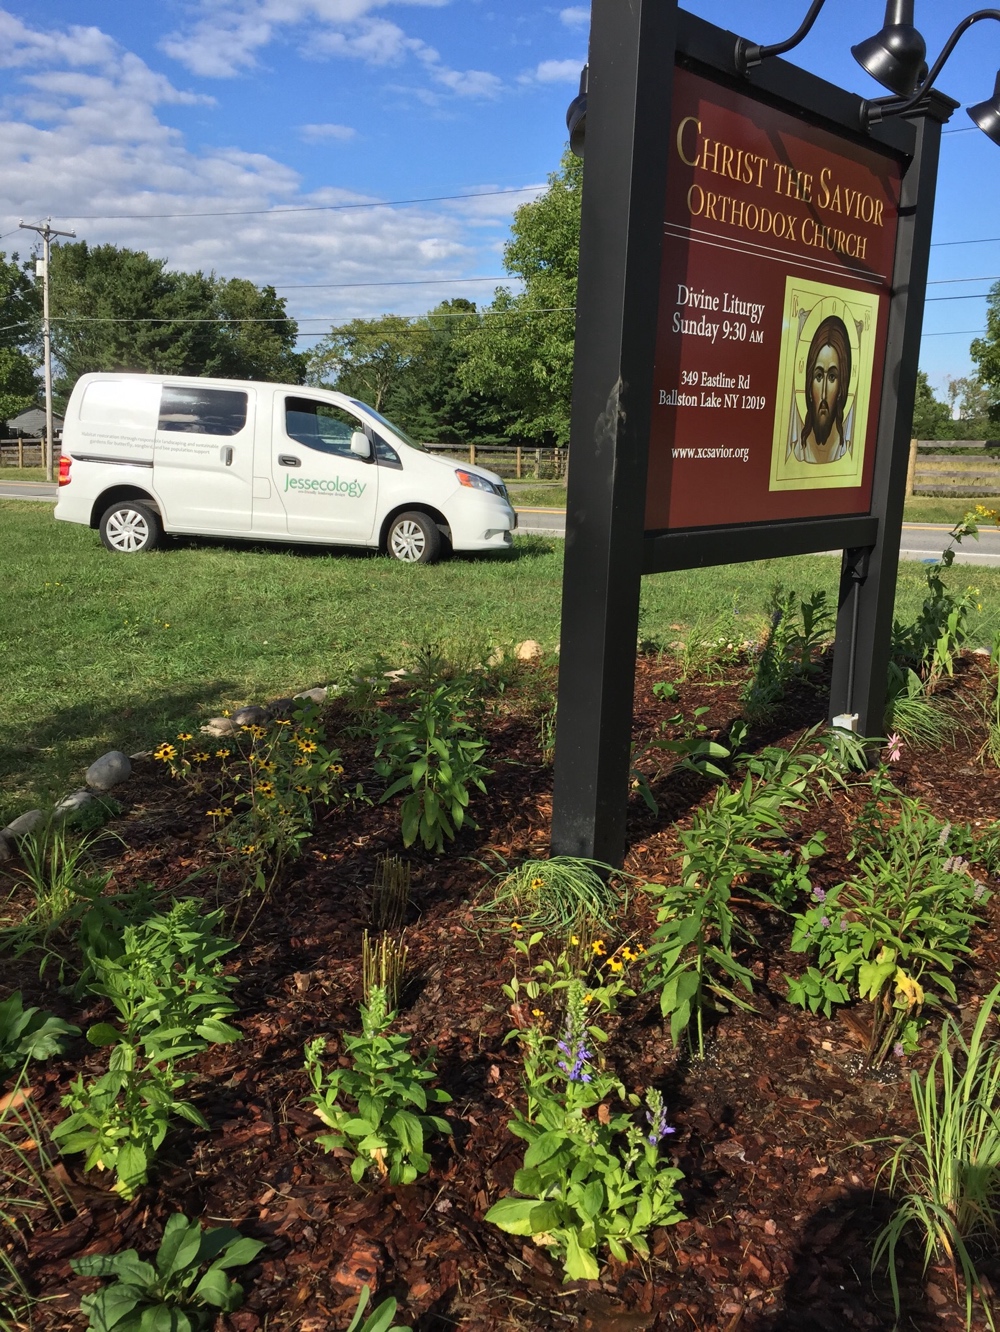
[99,501,162,553]
[386,511,441,564]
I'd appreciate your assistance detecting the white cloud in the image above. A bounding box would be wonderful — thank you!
[530,58,583,84]
[298,122,357,141]
[160,0,499,102]
[0,9,521,343]
[559,6,589,28]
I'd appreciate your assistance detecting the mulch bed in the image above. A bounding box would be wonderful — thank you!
[4,651,1000,1331]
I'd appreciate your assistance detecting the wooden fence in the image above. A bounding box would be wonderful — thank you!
[0,437,44,468]
[421,443,566,481]
[907,440,1000,498]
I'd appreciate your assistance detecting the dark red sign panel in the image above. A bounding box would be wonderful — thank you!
[645,66,903,532]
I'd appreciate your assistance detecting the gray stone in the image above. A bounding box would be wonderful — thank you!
[232,705,269,726]
[201,716,237,738]
[267,697,295,718]
[86,750,132,791]
[4,809,44,839]
[0,834,12,862]
[55,789,95,818]
[384,668,408,680]
[515,639,542,661]
[294,686,328,703]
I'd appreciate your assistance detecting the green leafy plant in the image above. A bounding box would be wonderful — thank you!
[0,991,78,1078]
[2,820,112,960]
[976,633,1000,767]
[52,900,241,1197]
[486,857,624,932]
[872,985,1000,1330]
[891,516,981,683]
[741,587,832,720]
[70,1212,266,1331]
[885,660,959,749]
[787,800,988,1063]
[502,926,641,1043]
[374,679,490,852]
[346,1286,413,1332]
[487,981,684,1280]
[303,984,451,1184]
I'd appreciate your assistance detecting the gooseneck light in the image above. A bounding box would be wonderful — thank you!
[851,0,928,96]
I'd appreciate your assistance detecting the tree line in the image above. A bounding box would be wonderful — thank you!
[1,145,995,448]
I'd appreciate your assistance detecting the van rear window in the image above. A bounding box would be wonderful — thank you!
[79,379,160,431]
[158,387,248,436]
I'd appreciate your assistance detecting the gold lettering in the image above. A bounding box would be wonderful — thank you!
[701,137,722,174]
[819,167,832,208]
[687,182,705,216]
[677,116,701,167]
[719,143,734,179]
[772,162,787,194]
[857,235,868,261]
[705,190,720,221]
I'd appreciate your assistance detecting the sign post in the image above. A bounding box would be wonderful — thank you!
[551,3,954,866]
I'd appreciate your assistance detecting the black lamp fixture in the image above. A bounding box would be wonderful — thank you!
[851,0,927,96]
[969,69,1000,144]
[566,64,588,158]
[734,0,829,74]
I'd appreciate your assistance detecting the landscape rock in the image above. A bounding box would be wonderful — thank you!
[86,750,132,791]
[3,809,44,839]
[384,668,408,680]
[974,646,992,656]
[232,705,269,726]
[266,697,295,718]
[293,686,328,703]
[515,639,542,661]
[0,834,12,862]
[487,647,505,667]
[201,716,237,738]
[55,789,95,818]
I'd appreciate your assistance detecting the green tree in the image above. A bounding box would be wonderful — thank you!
[910,370,951,440]
[968,285,1000,432]
[944,373,992,440]
[0,251,41,420]
[397,300,507,443]
[0,347,38,422]
[456,148,582,446]
[306,314,427,413]
[48,242,303,404]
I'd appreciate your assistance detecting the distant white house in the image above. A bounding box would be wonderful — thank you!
[5,407,64,437]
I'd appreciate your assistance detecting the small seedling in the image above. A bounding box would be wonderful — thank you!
[70,1212,265,1331]
[347,1285,413,1332]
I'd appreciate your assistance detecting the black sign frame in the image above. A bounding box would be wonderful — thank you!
[550,0,957,865]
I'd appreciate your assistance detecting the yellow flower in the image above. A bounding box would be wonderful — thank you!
[242,844,257,855]
[274,718,291,726]
[297,739,318,754]
[570,935,580,946]
[622,947,637,963]
[608,958,624,973]
[222,709,231,717]
[531,1008,544,1017]
[206,808,222,818]
[591,940,606,956]
[215,748,230,758]
[510,921,523,932]
[177,732,193,742]
[249,724,267,739]
[530,876,545,891]
[191,751,210,763]
[257,781,276,798]
[293,756,309,768]
[257,760,275,774]
[295,784,310,793]
[221,807,233,817]
[330,763,344,775]
[583,993,593,1004]
[154,743,177,762]
[895,969,925,1009]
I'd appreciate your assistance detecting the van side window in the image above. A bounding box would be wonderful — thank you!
[373,434,402,468]
[80,379,161,430]
[159,387,248,436]
[285,398,364,458]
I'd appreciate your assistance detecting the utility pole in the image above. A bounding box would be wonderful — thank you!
[19,218,75,482]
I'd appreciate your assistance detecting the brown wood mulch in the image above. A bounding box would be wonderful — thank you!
[3,651,1000,1331]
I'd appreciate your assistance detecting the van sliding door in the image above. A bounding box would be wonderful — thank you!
[153,385,255,532]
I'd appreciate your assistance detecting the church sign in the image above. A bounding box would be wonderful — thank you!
[550,0,956,864]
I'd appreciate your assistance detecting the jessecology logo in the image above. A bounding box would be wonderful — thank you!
[284,473,367,498]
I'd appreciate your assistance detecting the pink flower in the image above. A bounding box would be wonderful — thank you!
[886,733,903,763]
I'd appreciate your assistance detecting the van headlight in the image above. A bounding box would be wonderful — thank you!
[456,468,504,497]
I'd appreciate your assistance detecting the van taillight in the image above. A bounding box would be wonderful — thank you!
[58,455,71,486]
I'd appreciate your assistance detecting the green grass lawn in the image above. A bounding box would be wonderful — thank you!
[2,498,998,821]
[0,466,49,483]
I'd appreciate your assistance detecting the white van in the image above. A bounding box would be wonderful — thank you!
[53,373,517,564]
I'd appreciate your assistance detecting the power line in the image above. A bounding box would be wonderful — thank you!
[272,276,508,290]
[932,236,1000,248]
[921,328,986,336]
[45,185,546,223]
[928,275,1000,284]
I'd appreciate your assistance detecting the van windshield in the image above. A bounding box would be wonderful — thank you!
[351,401,425,453]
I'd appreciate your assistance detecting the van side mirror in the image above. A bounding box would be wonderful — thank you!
[350,430,372,459]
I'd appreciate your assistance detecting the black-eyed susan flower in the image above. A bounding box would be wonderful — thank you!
[177,732,193,742]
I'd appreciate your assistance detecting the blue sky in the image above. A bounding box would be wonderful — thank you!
[1,0,998,398]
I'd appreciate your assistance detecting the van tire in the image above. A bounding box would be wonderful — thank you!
[386,511,441,564]
[99,501,163,553]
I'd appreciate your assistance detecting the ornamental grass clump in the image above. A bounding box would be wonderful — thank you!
[487,979,684,1281]
[488,856,624,932]
[872,984,1000,1331]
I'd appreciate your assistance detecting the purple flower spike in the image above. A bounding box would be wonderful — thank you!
[893,1041,905,1058]
[645,1102,676,1146]
[819,915,831,929]
[812,887,827,903]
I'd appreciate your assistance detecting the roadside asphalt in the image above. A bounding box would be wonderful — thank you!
[3,480,1000,567]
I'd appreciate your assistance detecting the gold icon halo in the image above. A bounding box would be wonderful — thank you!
[793,294,861,428]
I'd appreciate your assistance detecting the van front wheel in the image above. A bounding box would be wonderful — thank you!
[386,511,441,564]
[99,501,162,553]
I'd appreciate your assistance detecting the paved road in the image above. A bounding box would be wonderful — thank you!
[4,481,999,566]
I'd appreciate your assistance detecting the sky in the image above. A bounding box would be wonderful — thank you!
[1,0,999,398]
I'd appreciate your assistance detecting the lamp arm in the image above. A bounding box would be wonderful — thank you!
[865,8,1000,124]
[735,0,828,74]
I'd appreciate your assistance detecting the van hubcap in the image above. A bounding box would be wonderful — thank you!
[390,520,425,561]
[106,509,149,552]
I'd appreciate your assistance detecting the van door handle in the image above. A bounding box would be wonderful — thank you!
[221,446,234,466]
[278,454,301,467]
